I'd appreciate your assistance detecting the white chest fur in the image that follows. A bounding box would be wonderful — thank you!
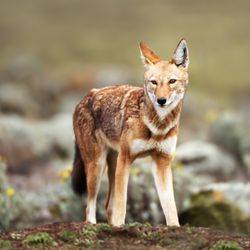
[130,135,177,155]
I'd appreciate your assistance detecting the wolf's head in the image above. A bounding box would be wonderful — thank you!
[140,39,189,118]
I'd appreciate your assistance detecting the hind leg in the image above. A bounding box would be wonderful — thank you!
[85,148,107,224]
[73,102,108,223]
[105,150,117,224]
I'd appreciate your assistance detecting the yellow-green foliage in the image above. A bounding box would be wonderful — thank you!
[97,223,112,233]
[82,224,98,238]
[0,240,11,250]
[60,230,76,242]
[211,240,242,250]
[23,232,56,246]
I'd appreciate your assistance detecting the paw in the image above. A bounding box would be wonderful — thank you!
[112,219,124,227]
[167,221,180,227]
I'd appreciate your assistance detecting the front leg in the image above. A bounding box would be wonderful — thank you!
[112,151,131,226]
[152,153,179,226]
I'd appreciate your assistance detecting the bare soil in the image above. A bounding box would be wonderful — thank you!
[1,222,250,249]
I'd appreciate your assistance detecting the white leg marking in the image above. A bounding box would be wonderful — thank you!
[87,199,97,224]
[152,161,179,226]
[86,150,107,224]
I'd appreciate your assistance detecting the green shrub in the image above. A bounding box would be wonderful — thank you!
[23,232,56,245]
[97,223,112,233]
[192,237,207,249]
[0,240,11,250]
[0,159,83,232]
[82,224,98,238]
[0,160,33,232]
[211,240,242,250]
[60,230,76,242]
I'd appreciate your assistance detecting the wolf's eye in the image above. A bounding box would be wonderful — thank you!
[150,80,158,85]
[169,79,177,84]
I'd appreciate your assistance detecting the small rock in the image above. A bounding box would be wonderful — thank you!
[202,182,250,216]
[0,114,74,172]
[176,140,237,178]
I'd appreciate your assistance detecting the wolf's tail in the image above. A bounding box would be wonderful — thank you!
[71,143,87,195]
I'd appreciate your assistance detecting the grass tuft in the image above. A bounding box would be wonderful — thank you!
[60,230,76,242]
[23,232,56,246]
[97,223,112,233]
[192,237,207,249]
[0,240,11,250]
[211,240,242,250]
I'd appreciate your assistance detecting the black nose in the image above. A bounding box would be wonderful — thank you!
[157,98,167,106]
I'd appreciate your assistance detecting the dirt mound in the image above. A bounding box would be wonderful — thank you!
[0,222,249,249]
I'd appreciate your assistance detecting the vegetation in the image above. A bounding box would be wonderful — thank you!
[211,240,242,250]
[0,240,11,250]
[23,232,56,246]
[1,222,249,249]
[60,230,76,242]
[0,160,33,232]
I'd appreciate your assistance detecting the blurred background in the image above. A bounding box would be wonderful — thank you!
[0,0,250,234]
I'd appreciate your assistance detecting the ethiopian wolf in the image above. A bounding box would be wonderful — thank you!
[72,39,189,227]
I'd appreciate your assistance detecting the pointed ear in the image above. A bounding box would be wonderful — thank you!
[139,41,161,68]
[172,39,189,69]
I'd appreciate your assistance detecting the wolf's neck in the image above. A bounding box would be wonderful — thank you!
[142,96,182,136]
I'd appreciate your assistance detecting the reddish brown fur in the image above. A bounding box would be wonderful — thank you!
[72,39,189,226]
